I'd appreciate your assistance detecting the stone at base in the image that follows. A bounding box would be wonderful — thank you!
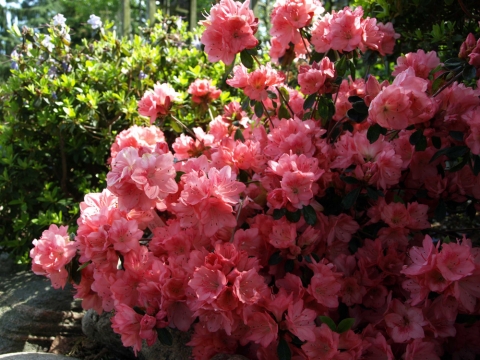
[0,352,79,360]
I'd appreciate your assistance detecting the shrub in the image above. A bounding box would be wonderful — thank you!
[0,12,228,262]
[30,0,480,359]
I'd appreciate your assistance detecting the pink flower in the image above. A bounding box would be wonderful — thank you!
[245,311,278,348]
[393,50,441,79]
[131,152,178,200]
[109,218,143,253]
[189,266,227,302]
[298,57,336,95]
[384,299,427,343]
[111,304,143,355]
[285,299,316,342]
[436,242,475,282]
[30,224,77,289]
[302,323,340,359]
[138,83,179,124]
[200,0,259,65]
[188,79,222,104]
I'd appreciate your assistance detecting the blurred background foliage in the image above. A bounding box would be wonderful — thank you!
[0,0,478,263]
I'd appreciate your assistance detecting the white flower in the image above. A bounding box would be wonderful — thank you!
[87,14,102,30]
[52,14,67,28]
[41,35,54,52]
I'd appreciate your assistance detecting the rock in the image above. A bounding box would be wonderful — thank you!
[0,352,79,360]
[0,263,84,354]
[82,309,192,360]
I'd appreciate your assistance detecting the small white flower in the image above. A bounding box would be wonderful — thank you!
[87,14,102,30]
[175,17,183,29]
[52,14,67,28]
[41,35,54,52]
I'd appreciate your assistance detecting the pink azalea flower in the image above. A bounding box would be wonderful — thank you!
[188,79,222,104]
[285,299,316,342]
[302,323,340,359]
[384,299,428,343]
[30,224,78,289]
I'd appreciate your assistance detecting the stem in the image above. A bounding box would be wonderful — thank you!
[252,54,262,67]
[229,199,244,243]
[170,114,196,137]
[58,128,68,196]
[364,64,371,81]
[275,86,294,117]
[208,107,215,122]
[299,29,311,61]
[433,71,462,97]
[262,102,275,128]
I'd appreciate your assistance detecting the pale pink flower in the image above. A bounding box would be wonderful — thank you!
[131,152,178,200]
[188,79,221,104]
[30,224,77,289]
[138,83,179,124]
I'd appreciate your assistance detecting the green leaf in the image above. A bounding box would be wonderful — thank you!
[269,251,283,265]
[336,56,348,77]
[415,135,427,152]
[303,94,317,110]
[463,64,477,82]
[285,259,295,273]
[346,109,368,123]
[337,318,355,333]
[278,104,291,120]
[157,327,173,346]
[254,101,264,118]
[432,136,441,149]
[318,316,337,331]
[240,50,254,69]
[342,187,361,210]
[286,209,302,223]
[273,208,286,220]
[175,171,185,183]
[302,205,317,226]
[473,155,480,176]
[234,128,245,142]
[443,58,465,71]
[11,24,21,37]
[409,130,423,145]
[277,338,291,360]
[367,124,383,143]
[430,146,469,163]
[449,131,464,142]
[77,261,92,272]
[340,176,360,184]
[351,100,368,114]
[349,60,356,81]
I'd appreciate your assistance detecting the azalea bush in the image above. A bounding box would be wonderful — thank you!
[29,0,480,359]
[0,12,228,262]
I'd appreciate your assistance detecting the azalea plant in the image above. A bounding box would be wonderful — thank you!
[29,0,480,359]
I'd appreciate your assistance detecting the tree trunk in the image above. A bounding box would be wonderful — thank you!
[147,0,156,26]
[189,0,197,31]
[120,0,131,38]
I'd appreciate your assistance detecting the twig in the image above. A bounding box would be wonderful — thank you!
[433,71,462,97]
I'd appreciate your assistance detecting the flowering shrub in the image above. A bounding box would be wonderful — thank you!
[0,12,229,262]
[30,1,480,359]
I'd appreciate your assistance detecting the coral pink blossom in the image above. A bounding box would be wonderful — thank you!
[200,0,258,65]
[302,323,340,359]
[188,79,222,104]
[30,224,77,289]
[138,83,179,124]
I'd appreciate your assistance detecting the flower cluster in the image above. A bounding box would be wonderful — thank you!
[30,2,480,360]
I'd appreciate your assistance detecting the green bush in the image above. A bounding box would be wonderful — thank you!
[0,12,230,262]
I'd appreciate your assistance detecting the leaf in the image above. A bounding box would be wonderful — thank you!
[346,109,367,123]
[449,131,464,142]
[430,146,469,163]
[157,327,173,346]
[241,97,250,111]
[77,260,92,272]
[318,316,336,331]
[234,128,245,142]
[351,100,368,114]
[269,251,283,265]
[409,130,423,145]
[240,50,254,69]
[342,187,361,210]
[254,101,264,118]
[349,60,356,81]
[278,104,291,120]
[286,209,302,223]
[473,155,480,176]
[175,171,185,183]
[337,318,355,333]
[415,135,427,151]
[303,93,317,110]
[273,208,286,220]
[267,91,278,99]
[302,205,317,225]
[340,176,360,184]
[463,64,477,82]
[366,187,379,200]
[443,58,465,70]
[277,338,291,360]
[432,136,441,149]
[367,124,383,143]
[336,56,348,77]
[285,259,295,273]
